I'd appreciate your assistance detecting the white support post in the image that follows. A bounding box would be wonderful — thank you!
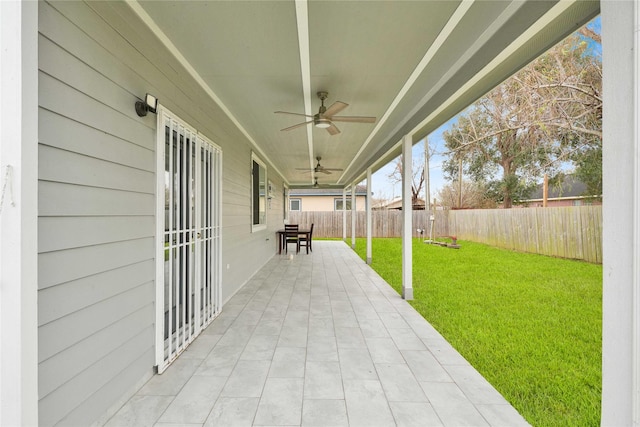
[342,188,347,242]
[401,135,413,300]
[601,2,639,425]
[0,1,39,425]
[633,4,640,423]
[366,168,372,265]
[351,184,356,249]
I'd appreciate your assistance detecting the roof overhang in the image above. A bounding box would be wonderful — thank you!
[131,0,599,188]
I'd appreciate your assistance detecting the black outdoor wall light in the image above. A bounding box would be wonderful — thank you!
[135,93,158,117]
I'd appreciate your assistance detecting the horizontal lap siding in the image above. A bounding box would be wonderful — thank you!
[38,2,156,426]
[38,1,287,425]
[220,144,286,303]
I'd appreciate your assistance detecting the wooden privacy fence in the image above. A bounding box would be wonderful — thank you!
[288,210,450,239]
[289,205,602,263]
[448,206,602,263]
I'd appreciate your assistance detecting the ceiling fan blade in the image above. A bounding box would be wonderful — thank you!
[322,168,344,171]
[323,101,348,118]
[274,111,314,118]
[319,169,332,175]
[330,115,377,123]
[326,123,340,135]
[295,168,314,172]
[281,120,313,132]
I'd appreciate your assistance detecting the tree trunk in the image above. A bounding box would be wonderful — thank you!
[501,157,515,209]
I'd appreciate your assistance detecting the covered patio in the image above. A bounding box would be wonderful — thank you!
[5,1,639,425]
[105,241,527,427]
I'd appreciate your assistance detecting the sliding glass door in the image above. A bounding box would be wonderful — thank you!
[155,107,222,372]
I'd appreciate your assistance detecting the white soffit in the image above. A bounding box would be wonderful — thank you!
[345,0,600,185]
[338,0,475,184]
[127,0,598,188]
[128,0,289,183]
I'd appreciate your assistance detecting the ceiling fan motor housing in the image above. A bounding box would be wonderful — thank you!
[275,90,375,135]
[314,115,331,128]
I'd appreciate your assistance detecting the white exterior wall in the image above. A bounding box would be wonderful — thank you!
[601,1,639,425]
[0,1,39,425]
[35,1,285,425]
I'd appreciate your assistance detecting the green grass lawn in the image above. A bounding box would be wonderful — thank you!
[352,238,602,427]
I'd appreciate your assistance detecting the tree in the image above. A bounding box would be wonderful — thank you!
[387,155,424,207]
[442,24,601,208]
[437,180,497,209]
[573,146,602,199]
[386,140,436,207]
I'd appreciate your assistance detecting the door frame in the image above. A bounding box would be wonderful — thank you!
[154,106,222,372]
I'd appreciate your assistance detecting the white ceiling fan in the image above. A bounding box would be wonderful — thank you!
[295,156,343,175]
[275,91,376,135]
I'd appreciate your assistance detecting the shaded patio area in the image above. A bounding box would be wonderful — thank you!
[105,241,528,427]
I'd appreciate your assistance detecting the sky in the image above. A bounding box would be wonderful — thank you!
[367,16,601,204]
[368,118,456,204]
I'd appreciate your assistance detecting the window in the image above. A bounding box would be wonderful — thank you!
[290,198,301,211]
[335,198,352,211]
[252,153,267,231]
[283,186,289,220]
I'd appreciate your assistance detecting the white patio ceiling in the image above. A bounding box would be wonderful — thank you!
[134,0,599,188]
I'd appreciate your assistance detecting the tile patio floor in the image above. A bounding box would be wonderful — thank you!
[104,241,529,427]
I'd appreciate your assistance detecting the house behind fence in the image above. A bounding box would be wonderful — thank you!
[289,205,602,263]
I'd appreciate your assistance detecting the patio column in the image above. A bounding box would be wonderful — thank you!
[342,188,347,242]
[601,1,639,424]
[0,1,39,425]
[366,168,372,264]
[401,134,413,300]
[351,183,356,249]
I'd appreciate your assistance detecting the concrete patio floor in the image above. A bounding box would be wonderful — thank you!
[104,241,529,427]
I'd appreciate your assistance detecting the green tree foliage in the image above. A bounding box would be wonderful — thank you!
[442,24,601,207]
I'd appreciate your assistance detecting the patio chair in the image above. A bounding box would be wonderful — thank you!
[299,223,314,254]
[284,224,300,254]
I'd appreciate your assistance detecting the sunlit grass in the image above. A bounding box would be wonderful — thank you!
[353,238,602,427]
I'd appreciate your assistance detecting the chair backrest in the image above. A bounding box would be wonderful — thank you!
[284,224,298,237]
[309,223,314,237]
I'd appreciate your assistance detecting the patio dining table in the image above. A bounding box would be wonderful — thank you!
[276,228,311,254]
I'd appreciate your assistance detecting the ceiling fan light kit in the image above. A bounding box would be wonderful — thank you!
[314,117,332,129]
[275,91,376,135]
